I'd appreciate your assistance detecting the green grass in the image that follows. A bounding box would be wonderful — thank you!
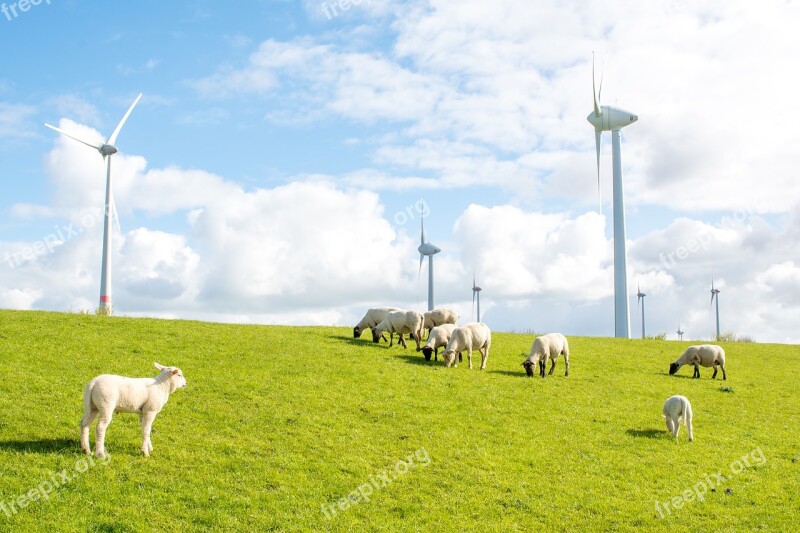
[1,310,798,531]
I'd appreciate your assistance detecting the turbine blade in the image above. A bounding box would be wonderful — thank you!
[592,53,600,117]
[44,123,102,151]
[107,93,143,146]
[595,128,602,214]
[472,289,476,320]
[420,216,426,245]
[110,189,121,233]
[418,253,424,280]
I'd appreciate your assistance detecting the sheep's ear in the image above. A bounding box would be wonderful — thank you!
[171,369,179,375]
[154,362,165,371]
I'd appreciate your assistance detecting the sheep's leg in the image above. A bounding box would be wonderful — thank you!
[665,417,676,437]
[548,357,556,376]
[414,332,422,352]
[81,407,98,455]
[693,364,700,378]
[434,347,438,362]
[140,411,157,457]
[467,347,473,369]
[95,412,113,458]
[685,410,693,442]
[721,365,726,380]
[712,366,718,379]
[480,346,488,370]
[399,334,407,349]
[563,352,569,377]
[539,360,545,378]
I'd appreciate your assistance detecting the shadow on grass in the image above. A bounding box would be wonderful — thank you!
[0,437,76,454]
[394,354,438,367]
[489,369,528,378]
[626,428,665,439]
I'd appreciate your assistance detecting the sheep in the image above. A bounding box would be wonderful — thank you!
[663,395,693,441]
[372,310,424,351]
[353,307,401,343]
[669,345,726,380]
[422,308,459,338]
[441,322,491,370]
[421,323,458,362]
[80,363,187,458]
[521,333,569,378]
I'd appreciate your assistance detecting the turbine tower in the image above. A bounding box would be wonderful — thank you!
[677,323,685,341]
[710,278,721,340]
[417,215,440,311]
[587,54,638,338]
[636,283,646,339]
[472,275,482,322]
[45,93,143,314]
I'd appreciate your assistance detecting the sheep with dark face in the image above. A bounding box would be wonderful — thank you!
[521,333,569,378]
[371,310,424,351]
[353,307,401,342]
[421,323,458,361]
[669,345,726,380]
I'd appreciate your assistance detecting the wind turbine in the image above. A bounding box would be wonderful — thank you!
[417,215,441,311]
[710,278,721,340]
[587,53,638,338]
[636,283,646,339]
[472,274,482,322]
[45,93,143,314]
[677,322,685,341]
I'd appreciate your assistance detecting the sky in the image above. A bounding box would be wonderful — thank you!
[1,0,799,343]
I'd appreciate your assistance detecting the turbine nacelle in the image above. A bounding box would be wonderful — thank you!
[418,243,441,256]
[99,144,118,157]
[587,106,638,132]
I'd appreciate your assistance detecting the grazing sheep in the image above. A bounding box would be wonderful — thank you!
[663,395,693,441]
[521,333,569,378]
[353,307,401,343]
[441,322,491,370]
[422,308,459,338]
[80,363,187,458]
[421,323,458,361]
[372,310,424,351]
[669,345,726,380]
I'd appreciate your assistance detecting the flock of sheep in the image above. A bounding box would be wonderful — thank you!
[77,309,728,457]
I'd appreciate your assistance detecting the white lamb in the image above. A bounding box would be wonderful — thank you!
[353,307,401,343]
[421,323,458,362]
[521,333,570,378]
[441,322,491,370]
[372,310,424,351]
[669,345,726,380]
[422,308,459,338]
[663,395,693,441]
[80,363,187,458]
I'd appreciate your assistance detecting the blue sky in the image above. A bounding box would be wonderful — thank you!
[2,0,799,343]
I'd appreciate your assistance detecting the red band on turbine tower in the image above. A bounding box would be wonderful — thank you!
[100,296,111,303]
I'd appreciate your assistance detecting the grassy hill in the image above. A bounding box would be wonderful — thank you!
[0,310,798,531]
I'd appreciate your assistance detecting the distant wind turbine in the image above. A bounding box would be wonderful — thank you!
[636,283,646,339]
[472,274,482,322]
[587,53,638,338]
[710,278,721,340]
[676,322,685,341]
[45,93,143,314]
[417,214,441,311]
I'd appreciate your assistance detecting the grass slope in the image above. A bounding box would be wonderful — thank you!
[0,310,798,531]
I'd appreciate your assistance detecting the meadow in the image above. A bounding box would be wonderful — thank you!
[0,310,798,531]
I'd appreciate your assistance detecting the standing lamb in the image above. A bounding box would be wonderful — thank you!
[441,322,491,370]
[421,323,458,362]
[663,395,693,441]
[422,308,459,338]
[669,345,726,380]
[353,307,401,343]
[521,333,569,378]
[81,363,187,458]
[372,310,424,351]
